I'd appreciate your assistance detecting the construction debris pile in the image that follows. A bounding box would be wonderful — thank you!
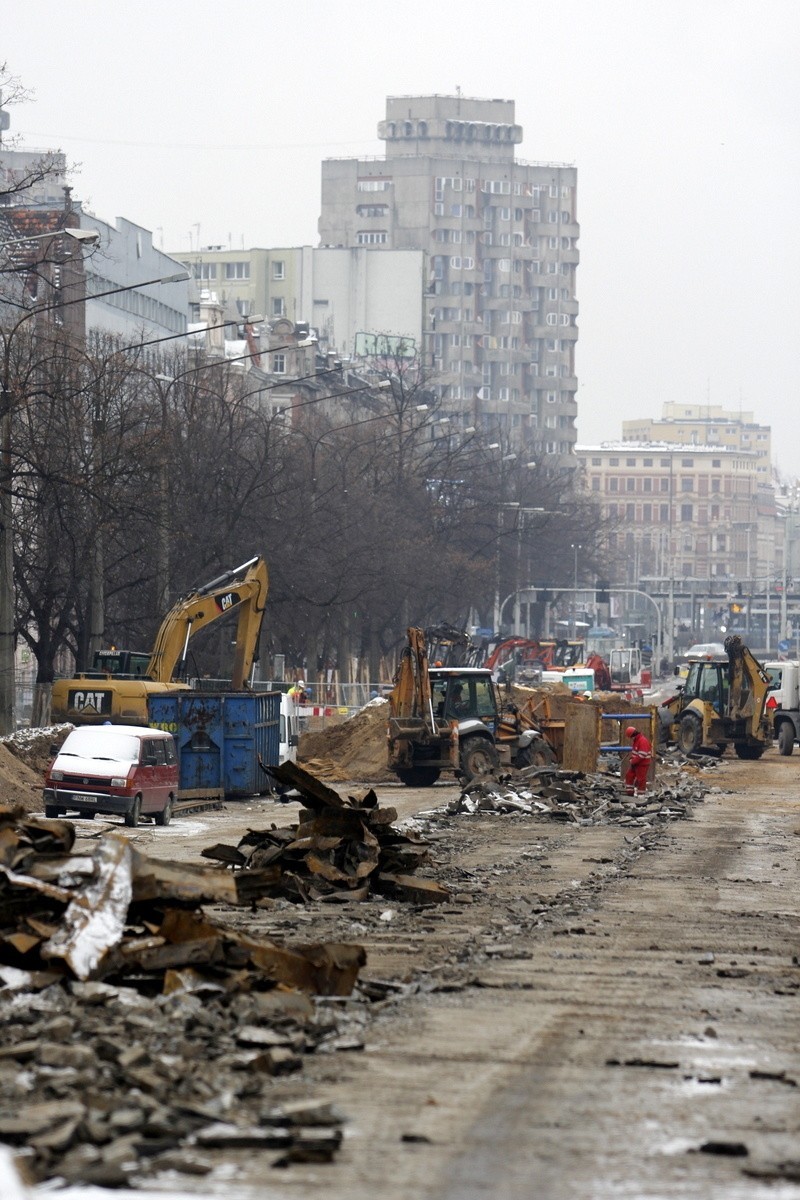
[0,805,366,1185]
[205,761,450,907]
[449,760,712,827]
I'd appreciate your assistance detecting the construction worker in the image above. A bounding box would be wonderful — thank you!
[624,724,652,796]
[288,679,308,705]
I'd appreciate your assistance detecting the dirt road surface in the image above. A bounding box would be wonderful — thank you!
[59,752,800,1197]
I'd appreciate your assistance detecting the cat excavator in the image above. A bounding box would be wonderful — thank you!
[51,556,268,726]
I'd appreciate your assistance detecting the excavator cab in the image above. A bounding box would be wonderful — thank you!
[91,651,151,678]
[682,659,729,716]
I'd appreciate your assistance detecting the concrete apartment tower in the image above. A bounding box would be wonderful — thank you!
[319,94,579,454]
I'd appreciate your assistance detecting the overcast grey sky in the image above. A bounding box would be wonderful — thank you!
[4,0,799,472]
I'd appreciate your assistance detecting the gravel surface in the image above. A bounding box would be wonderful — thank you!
[4,750,799,1198]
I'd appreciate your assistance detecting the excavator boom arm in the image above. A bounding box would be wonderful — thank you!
[146,556,269,685]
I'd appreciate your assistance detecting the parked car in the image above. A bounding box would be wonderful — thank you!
[43,725,178,826]
[685,643,726,658]
[764,660,800,755]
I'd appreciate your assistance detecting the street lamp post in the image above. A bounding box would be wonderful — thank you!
[570,542,582,639]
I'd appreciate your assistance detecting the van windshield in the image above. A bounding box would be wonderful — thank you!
[60,730,141,763]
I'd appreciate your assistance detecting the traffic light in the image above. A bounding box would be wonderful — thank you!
[596,580,611,605]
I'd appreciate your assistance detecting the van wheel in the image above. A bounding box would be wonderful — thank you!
[777,723,794,756]
[154,796,173,826]
[44,805,60,818]
[124,795,142,828]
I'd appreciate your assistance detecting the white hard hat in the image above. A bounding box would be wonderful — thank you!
[297,679,305,686]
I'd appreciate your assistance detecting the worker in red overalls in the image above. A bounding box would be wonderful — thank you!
[624,724,652,796]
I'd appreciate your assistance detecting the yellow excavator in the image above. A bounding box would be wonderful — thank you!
[51,556,268,726]
[660,634,771,759]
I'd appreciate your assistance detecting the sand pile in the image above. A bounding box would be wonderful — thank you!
[0,725,72,814]
[299,699,393,783]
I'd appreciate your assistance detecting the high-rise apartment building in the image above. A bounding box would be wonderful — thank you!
[319,95,579,453]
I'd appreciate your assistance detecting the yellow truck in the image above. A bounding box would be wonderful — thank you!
[51,556,268,726]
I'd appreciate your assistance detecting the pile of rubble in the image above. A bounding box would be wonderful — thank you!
[449,760,711,827]
[205,761,450,906]
[0,803,371,1185]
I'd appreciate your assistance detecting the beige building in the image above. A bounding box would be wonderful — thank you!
[175,245,425,364]
[319,94,579,453]
[576,442,762,585]
[623,404,771,483]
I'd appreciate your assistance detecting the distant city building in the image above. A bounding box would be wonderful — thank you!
[622,404,771,483]
[175,244,425,364]
[319,94,580,453]
[575,441,763,584]
[1,146,188,345]
[80,211,188,342]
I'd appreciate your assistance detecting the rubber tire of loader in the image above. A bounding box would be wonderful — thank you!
[396,766,441,787]
[459,737,500,781]
[678,714,703,756]
[516,737,557,768]
[734,743,765,760]
[777,722,795,756]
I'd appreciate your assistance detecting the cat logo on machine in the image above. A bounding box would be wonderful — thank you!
[216,589,240,613]
[68,689,112,714]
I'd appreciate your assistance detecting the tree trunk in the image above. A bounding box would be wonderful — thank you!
[31,681,52,729]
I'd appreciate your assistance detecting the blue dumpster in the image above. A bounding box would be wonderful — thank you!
[148,691,280,799]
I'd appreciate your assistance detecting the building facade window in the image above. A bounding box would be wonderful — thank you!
[225,261,249,280]
[272,261,285,280]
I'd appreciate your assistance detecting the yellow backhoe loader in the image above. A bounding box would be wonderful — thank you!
[660,634,771,759]
[387,627,556,785]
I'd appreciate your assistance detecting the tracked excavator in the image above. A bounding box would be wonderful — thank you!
[387,627,556,786]
[51,556,268,726]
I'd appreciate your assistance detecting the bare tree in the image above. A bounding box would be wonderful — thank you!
[0,65,65,204]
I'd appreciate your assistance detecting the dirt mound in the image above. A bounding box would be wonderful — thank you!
[0,725,72,814]
[299,700,393,783]
[0,741,48,812]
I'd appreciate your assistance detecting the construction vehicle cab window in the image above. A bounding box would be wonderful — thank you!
[432,676,494,722]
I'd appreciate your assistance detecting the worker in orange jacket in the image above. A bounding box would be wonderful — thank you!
[624,724,652,796]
